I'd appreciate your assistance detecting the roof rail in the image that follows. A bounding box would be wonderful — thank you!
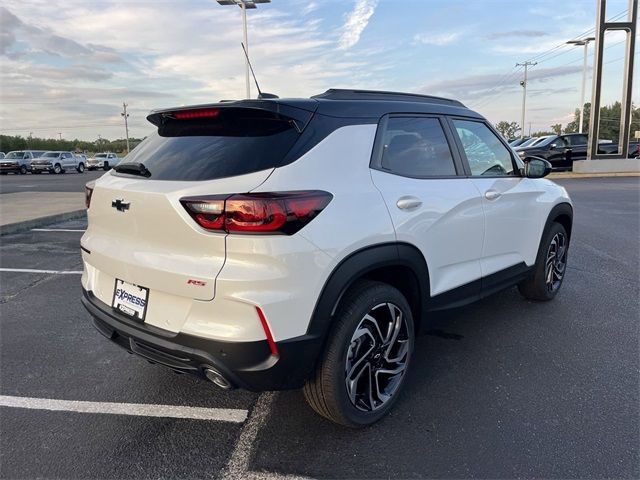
[311,89,465,107]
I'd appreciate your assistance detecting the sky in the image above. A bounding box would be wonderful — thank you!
[0,0,637,141]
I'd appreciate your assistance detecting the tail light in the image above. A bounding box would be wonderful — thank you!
[180,191,332,235]
[85,182,95,209]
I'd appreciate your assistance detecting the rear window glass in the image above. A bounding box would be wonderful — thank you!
[117,108,300,181]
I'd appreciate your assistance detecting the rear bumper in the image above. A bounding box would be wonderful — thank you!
[81,289,322,391]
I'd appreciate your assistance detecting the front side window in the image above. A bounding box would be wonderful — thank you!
[381,117,456,177]
[452,120,515,176]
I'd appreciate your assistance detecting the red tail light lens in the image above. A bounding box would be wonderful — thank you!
[180,191,332,235]
[85,183,94,209]
[172,108,220,120]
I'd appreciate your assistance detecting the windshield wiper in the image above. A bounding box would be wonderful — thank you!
[113,162,151,178]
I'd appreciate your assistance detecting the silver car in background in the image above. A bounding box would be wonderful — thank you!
[30,151,86,174]
[1,150,46,174]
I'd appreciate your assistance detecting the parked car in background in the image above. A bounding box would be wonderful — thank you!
[87,152,119,171]
[81,89,573,427]
[0,150,46,174]
[31,151,86,174]
[509,138,530,147]
[515,133,638,170]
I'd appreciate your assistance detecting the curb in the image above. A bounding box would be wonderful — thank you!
[0,210,87,236]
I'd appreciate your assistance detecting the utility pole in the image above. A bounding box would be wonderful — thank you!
[567,37,595,133]
[528,122,532,137]
[121,102,130,154]
[28,132,33,148]
[516,61,537,139]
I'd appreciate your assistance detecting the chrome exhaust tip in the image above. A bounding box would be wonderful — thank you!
[204,367,233,389]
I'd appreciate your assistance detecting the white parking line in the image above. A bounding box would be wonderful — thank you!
[0,395,248,423]
[0,268,82,275]
[31,228,85,232]
[222,392,313,480]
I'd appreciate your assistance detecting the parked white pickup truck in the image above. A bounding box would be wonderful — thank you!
[87,152,119,171]
[30,151,86,174]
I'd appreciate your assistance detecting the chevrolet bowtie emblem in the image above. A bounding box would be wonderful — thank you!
[111,199,130,212]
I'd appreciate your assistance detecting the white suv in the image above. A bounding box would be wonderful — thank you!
[81,89,572,427]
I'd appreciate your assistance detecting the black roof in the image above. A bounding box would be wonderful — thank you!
[312,89,464,107]
[148,88,480,125]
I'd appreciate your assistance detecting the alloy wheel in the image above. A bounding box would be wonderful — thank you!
[345,302,410,412]
[545,232,567,292]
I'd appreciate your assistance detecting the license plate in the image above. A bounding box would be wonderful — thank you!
[112,279,149,321]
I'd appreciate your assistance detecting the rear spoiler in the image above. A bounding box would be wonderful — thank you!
[147,99,318,133]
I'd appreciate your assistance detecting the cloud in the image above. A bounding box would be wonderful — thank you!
[486,30,548,40]
[0,6,124,63]
[338,0,378,50]
[413,31,462,46]
[420,65,584,100]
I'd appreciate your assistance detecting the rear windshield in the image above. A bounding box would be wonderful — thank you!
[117,108,300,181]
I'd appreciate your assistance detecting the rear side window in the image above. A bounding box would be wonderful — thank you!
[380,117,456,177]
[452,120,515,176]
[120,108,300,181]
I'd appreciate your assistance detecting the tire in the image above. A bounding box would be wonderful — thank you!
[19,165,27,174]
[0,172,7,175]
[518,222,569,301]
[103,161,109,171]
[303,280,415,427]
[77,163,85,173]
[52,164,62,174]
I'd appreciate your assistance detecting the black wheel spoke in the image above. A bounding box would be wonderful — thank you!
[345,301,410,412]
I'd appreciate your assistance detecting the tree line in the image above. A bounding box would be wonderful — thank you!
[495,102,640,141]
[0,135,145,155]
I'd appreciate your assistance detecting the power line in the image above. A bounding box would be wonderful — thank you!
[525,9,628,64]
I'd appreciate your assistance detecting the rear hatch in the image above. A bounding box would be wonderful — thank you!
[82,102,315,306]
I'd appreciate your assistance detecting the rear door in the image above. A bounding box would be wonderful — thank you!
[370,115,485,297]
[449,118,546,278]
[82,106,305,331]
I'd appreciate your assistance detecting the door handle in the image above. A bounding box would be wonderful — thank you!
[396,196,422,210]
[484,190,501,201]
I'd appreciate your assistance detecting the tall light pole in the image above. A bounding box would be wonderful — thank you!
[216,0,271,99]
[58,132,62,140]
[567,37,595,133]
[121,101,130,153]
[516,61,537,139]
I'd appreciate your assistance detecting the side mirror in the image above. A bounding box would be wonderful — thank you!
[524,157,552,179]
[550,143,557,149]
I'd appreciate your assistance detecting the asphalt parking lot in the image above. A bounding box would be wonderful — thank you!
[0,170,104,194]
[0,177,638,479]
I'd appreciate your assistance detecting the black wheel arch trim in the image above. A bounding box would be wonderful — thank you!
[545,202,573,240]
[305,242,430,343]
